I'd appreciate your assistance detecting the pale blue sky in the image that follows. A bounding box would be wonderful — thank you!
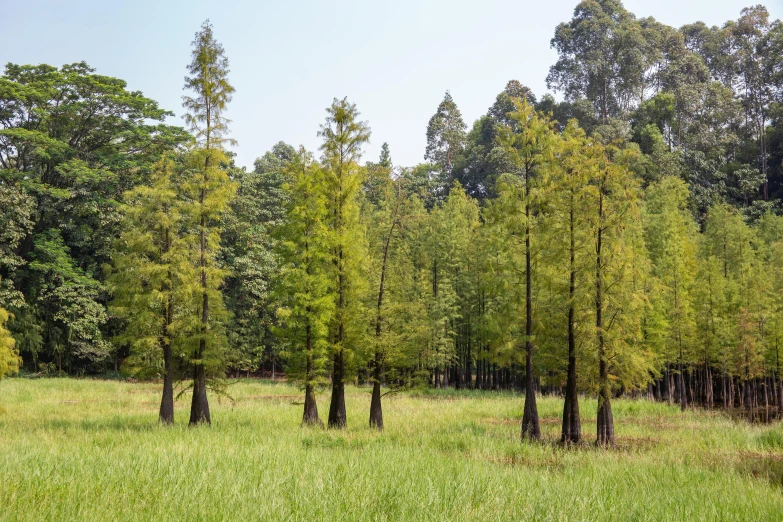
[2,0,781,170]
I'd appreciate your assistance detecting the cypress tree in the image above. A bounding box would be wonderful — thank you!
[182,20,237,425]
[109,158,186,424]
[319,98,371,429]
[495,97,555,441]
[274,149,333,426]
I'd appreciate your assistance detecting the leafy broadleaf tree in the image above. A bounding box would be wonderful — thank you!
[547,0,649,122]
[0,62,188,372]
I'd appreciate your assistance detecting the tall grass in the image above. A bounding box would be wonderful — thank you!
[1,378,781,520]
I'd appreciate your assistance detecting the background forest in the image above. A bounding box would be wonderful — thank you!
[1,1,783,443]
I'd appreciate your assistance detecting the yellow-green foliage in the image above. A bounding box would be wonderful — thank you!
[0,307,20,378]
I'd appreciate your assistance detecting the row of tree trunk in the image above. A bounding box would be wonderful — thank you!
[647,365,783,421]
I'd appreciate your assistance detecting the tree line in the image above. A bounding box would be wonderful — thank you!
[1,2,782,444]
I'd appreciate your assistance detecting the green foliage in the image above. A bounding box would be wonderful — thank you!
[221,144,294,374]
[0,60,187,372]
[183,20,236,149]
[0,306,20,378]
[274,149,333,388]
[425,91,467,181]
[318,97,371,377]
[107,157,188,379]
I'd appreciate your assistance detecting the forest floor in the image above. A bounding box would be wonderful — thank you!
[0,379,782,521]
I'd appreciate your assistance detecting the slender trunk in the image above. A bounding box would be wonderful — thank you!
[190,156,211,426]
[159,223,175,425]
[521,163,540,441]
[369,352,383,430]
[328,330,347,428]
[329,156,348,429]
[303,317,322,426]
[562,197,581,444]
[160,341,174,424]
[595,189,614,446]
[369,184,399,430]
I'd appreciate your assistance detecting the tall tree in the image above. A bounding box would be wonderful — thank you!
[548,122,596,443]
[425,91,467,185]
[590,143,646,445]
[319,98,371,429]
[181,20,237,425]
[494,97,556,440]
[644,176,699,411]
[0,62,187,372]
[547,0,650,122]
[367,176,403,429]
[108,158,186,424]
[275,149,333,426]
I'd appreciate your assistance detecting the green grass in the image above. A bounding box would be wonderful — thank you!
[1,379,782,521]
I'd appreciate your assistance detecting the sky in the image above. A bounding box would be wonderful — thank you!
[2,0,782,171]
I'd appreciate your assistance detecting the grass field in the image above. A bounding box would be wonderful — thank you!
[1,379,782,521]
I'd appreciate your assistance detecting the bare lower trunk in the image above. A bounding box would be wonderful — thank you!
[159,342,174,425]
[303,383,321,426]
[596,356,614,446]
[328,347,346,428]
[189,361,210,425]
[302,321,322,427]
[561,201,580,444]
[369,359,383,430]
[189,173,211,426]
[595,189,613,446]
[521,163,539,441]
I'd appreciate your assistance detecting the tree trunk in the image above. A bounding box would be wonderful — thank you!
[369,353,383,430]
[189,362,210,425]
[595,189,614,446]
[328,347,346,428]
[561,200,581,444]
[521,162,540,441]
[302,319,322,426]
[189,162,211,426]
[159,256,175,425]
[159,342,174,425]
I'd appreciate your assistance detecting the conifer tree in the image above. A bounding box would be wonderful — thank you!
[181,20,237,425]
[494,97,556,441]
[644,176,699,410]
[590,143,647,445]
[547,122,596,443]
[425,91,467,186]
[367,177,403,429]
[319,98,371,429]
[275,149,333,426]
[109,158,186,424]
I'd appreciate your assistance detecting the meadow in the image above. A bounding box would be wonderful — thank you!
[1,379,782,521]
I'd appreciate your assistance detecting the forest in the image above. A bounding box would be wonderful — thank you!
[1,0,783,453]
